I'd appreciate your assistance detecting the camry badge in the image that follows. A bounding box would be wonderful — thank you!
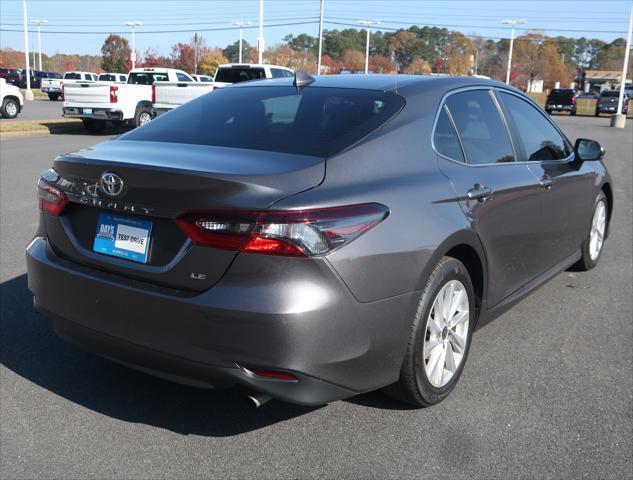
[100,172,125,198]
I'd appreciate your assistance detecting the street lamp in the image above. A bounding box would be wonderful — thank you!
[359,19,381,74]
[22,0,32,100]
[501,19,527,85]
[125,21,143,70]
[233,20,252,64]
[611,1,632,128]
[257,0,264,64]
[32,19,47,71]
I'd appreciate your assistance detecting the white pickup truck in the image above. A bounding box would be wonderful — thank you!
[151,64,294,117]
[0,78,24,118]
[42,71,98,101]
[62,67,194,132]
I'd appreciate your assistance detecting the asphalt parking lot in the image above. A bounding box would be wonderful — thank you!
[0,97,62,122]
[1,116,631,479]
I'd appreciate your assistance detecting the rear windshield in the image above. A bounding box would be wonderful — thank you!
[601,91,619,97]
[128,72,169,85]
[120,86,405,157]
[48,72,62,79]
[64,72,82,79]
[215,67,266,84]
[548,89,573,98]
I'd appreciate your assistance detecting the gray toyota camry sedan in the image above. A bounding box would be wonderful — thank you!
[27,74,612,407]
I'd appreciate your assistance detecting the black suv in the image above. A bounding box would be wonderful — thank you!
[544,89,577,115]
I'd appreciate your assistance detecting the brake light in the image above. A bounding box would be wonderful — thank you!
[151,84,156,104]
[109,85,118,103]
[175,203,389,257]
[37,178,68,216]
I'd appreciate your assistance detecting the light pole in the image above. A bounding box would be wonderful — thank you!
[612,0,632,128]
[501,19,526,85]
[257,0,264,64]
[359,19,380,74]
[317,0,324,74]
[125,21,142,70]
[234,21,252,64]
[32,19,47,71]
[22,0,32,100]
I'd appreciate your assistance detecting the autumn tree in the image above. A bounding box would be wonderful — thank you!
[265,45,316,73]
[441,32,475,75]
[340,49,365,72]
[403,57,432,74]
[369,55,396,73]
[142,48,171,68]
[200,49,228,76]
[101,34,131,73]
[170,35,209,73]
[389,31,422,69]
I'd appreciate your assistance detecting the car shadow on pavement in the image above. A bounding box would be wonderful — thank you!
[1,274,322,436]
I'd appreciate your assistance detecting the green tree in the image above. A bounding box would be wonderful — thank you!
[100,34,131,73]
[223,40,253,63]
[284,33,317,53]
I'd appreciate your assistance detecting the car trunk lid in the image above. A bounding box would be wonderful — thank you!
[45,139,325,292]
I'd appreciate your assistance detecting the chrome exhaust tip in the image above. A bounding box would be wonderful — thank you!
[246,393,273,408]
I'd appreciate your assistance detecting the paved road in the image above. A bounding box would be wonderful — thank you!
[0,97,63,122]
[1,117,631,479]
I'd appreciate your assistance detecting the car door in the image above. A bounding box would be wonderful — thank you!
[496,90,596,268]
[435,88,545,307]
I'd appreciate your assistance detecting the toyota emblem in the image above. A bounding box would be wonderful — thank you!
[100,172,125,197]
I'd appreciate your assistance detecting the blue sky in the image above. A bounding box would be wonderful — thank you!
[0,0,631,57]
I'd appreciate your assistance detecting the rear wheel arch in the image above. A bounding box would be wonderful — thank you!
[418,231,488,320]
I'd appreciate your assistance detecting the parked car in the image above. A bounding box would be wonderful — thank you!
[544,88,576,115]
[213,63,294,88]
[40,72,63,100]
[192,74,214,82]
[27,75,612,408]
[595,90,629,116]
[63,71,99,82]
[0,78,24,118]
[0,67,20,81]
[62,67,194,132]
[98,73,128,83]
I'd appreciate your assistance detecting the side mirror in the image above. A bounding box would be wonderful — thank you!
[574,138,605,161]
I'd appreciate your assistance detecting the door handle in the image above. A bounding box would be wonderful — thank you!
[467,184,493,202]
[539,176,553,190]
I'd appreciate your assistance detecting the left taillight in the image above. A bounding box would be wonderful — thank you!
[109,85,119,103]
[37,178,68,216]
[175,203,389,257]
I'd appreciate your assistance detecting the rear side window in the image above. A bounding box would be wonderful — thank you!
[99,74,115,81]
[498,92,570,161]
[215,67,266,83]
[128,72,169,84]
[434,105,464,162]
[445,90,515,164]
[176,72,193,82]
[120,86,405,157]
[119,75,127,82]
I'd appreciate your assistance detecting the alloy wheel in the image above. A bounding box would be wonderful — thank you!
[589,200,606,261]
[423,280,470,388]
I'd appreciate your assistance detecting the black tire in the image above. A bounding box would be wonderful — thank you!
[594,109,600,117]
[133,107,152,128]
[572,192,608,271]
[385,257,476,407]
[545,109,553,115]
[47,93,60,101]
[1,98,19,119]
[570,109,576,116]
[82,118,106,133]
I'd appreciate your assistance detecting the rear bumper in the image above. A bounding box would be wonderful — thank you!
[597,105,627,113]
[545,104,575,111]
[41,86,61,93]
[63,107,124,121]
[26,236,414,405]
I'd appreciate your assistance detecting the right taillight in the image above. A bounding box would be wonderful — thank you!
[37,178,68,216]
[175,203,389,257]
[151,84,156,104]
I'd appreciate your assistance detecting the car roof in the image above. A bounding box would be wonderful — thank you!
[228,74,512,96]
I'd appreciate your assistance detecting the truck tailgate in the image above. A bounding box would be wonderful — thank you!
[63,83,111,105]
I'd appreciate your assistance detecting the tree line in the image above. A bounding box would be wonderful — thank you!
[1,25,631,90]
